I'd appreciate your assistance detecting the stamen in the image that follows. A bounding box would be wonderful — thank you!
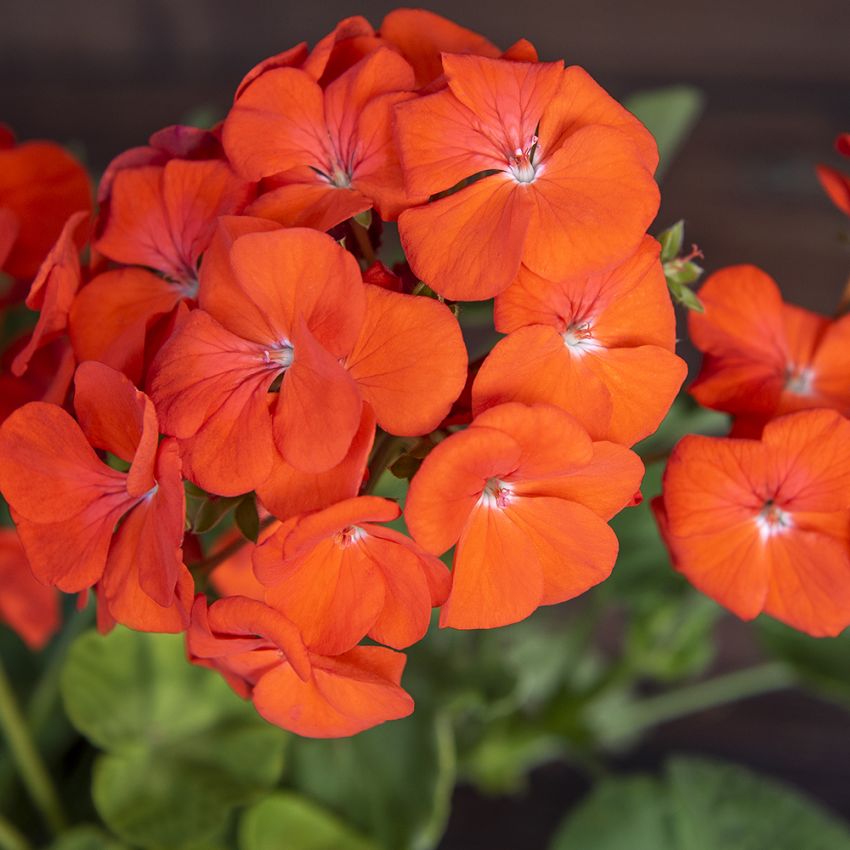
[507,137,541,184]
[755,499,792,540]
[480,478,514,509]
[335,525,366,547]
[785,365,813,395]
[562,321,599,355]
[263,342,294,369]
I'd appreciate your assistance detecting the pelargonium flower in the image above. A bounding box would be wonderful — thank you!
[188,595,414,737]
[0,130,91,280]
[253,495,450,655]
[405,402,643,629]
[224,48,419,231]
[472,236,688,445]
[0,361,191,632]
[653,409,850,637]
[70,158,254,383]
[149,218,466,494]
[395,54,659,300]
[688,264,850,436]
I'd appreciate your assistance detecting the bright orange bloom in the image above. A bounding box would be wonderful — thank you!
[0,338,75,425]
[188,595,413,737]
[405,403,643,629]
[654,409,850,637]
[12,211,89,377]
[816,132,850,216]
[149,220,466,494]
[0,362,191,632]
[0,528,60,650]
[72,160,253,383]
[472,237,687,445]
[0,132,91,280]
[224,48,418,231]
[379,9,537,89]
[253,495,450,655]
[395,55,659,300]
[688,265,850,435]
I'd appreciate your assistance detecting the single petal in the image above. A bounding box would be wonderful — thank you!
[247,180,372,232]
[399,174,534,300]
[345,284,467,435]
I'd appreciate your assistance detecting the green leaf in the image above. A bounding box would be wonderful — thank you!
[288,702,455,850]
[62,629,287,849]
[657,220,684,263]
[550,757,850,850]
[234,494,260,543]
[352,209,373,230]
[673,283,705,312]
[624,86,705,178]
[240,793,379,850]
[759,618,850,704]
[49,826,130,850]
[191,494,242,534]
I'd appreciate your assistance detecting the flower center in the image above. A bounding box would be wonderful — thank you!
[330,165,352,189]
[480,478,514,509]
[784,365,813,395]
[562,321,598,355]
[263,342,294,370]
[508,137,540,184]
[335,525,365,547]
[755,499,792,540]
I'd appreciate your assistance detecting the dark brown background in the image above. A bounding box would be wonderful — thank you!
[2,2,850,847]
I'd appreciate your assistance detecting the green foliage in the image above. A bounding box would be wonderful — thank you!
[287,700,455,850]
[234,494,260,543]
[49,826,129,850]
[240,793,379,850]
[551,757,850,850]
[61,629,287,849]
[656,220,705,310]
[624,86,705,178]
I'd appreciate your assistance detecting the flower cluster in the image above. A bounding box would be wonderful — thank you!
[0,10,687,736]
[654,134,850,637]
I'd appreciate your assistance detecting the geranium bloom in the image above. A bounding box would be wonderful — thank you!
[0,130,91,280]
[0,528,60,650]
[688,265,850,435]
[379,8,537,89]
[653,409,850,637]
[149,219,466,494]
[253,495,450,655]
[405,402,643,629]
[471,237,688,445]
[188,595,414,737]
[0,338,75,425]
[816,132,850,216]
[70,159,254,383]
[224,47,418,231]
[0,362,191,632]
[395,55,660,300]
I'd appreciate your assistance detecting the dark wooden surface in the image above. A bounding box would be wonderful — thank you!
[2,2,850,845]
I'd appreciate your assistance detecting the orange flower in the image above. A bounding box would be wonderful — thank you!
[253,495,450,655]
[379,9,537,89]
[12,211,89,377]
[472,237,688,445]
[405,403,643,629]
[0,132,91,280]
[188,595,413,737]
[653,409,850,637]
[0,338,75,425]
[0,362,191,632]
[395,55,659,300]
[72,159,253,383]
[688,265,850,435]
[224,48,418,231]
[0,528,60,650]
[816,132,850,216]
[149,220,466,494]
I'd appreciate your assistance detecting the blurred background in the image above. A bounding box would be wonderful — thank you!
[2,2,849,848]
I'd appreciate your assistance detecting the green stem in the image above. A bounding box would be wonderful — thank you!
[0,655,66,834]
[604,661,794,741]
[350,218,376,266]
[364,432,408,495]
[0,813,31,850]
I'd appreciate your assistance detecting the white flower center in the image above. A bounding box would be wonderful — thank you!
[335,526,366,547]
[480,478,514,509]
[562,321,599,356]
[785,365,813,395]
[508,137,540,184]
[263,342,294,369]
[755,501,793,540]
